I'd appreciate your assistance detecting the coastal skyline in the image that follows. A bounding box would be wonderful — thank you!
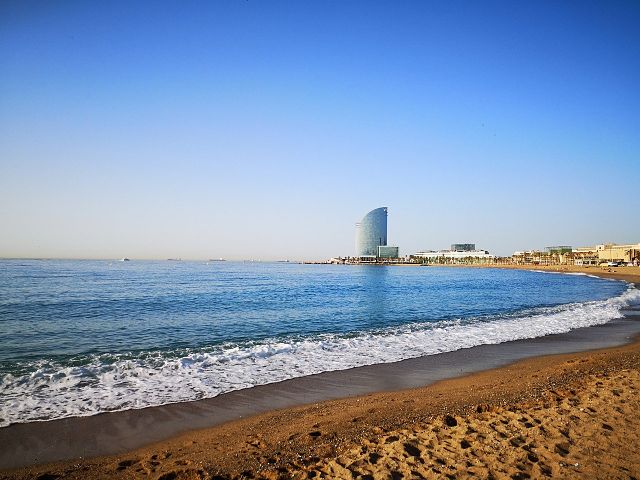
[1,1,639,260]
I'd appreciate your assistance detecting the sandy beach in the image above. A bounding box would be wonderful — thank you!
[2,266,639,479]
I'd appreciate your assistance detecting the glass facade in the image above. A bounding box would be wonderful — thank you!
[355,207,388,257]
[545,245,573,254]
[377,246,399,258]
[451,244,475,252]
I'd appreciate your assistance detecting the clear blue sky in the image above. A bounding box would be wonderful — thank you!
[1,1,639,259]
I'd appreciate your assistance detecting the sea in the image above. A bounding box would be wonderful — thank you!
[1,259,638,428]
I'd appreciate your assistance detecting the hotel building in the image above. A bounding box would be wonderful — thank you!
[355,207,399,259]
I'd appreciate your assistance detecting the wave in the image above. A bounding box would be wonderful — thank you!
[1,284,639,427]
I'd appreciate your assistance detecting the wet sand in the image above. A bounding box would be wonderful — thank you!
[1,269,640,479]
[472,264,640,284]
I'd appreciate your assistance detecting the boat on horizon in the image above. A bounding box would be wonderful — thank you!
[120,258,130,262]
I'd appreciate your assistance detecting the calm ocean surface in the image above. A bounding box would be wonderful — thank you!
[1,260,638,427]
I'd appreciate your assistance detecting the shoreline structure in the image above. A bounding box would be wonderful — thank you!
[2,266,640,479]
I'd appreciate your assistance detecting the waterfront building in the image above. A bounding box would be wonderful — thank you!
[512,243,640,266]
[545,246,572,254]
[512,249,573,265]
[414,249,494,262]
[377,246,399,258]
[355,207,387,257]
[512,250,557,265]
[571,246,599,266]
[355,207,399,259]
[578,243,640,263]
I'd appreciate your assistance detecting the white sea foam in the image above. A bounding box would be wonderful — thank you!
[1,285,639,427]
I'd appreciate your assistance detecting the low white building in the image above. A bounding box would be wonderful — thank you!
[414,249,494,261]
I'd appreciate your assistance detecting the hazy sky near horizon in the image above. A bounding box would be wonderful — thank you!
[1,1,639,260]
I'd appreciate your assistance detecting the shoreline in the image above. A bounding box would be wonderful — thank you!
[2,268,640,478]
[458,263,640,284]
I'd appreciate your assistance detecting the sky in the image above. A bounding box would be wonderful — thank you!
[1,1,639,260]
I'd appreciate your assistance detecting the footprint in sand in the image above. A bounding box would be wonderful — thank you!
[444,415,458,427]
[403,442,421,458]
[116,459,138,471]
[368,452,382,464]
[554,442,570,457]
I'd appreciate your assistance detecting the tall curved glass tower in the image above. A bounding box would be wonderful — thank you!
[355,207,388,257]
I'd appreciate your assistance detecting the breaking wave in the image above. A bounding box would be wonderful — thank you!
[1,283,638,427]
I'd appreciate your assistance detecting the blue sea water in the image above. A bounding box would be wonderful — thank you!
[0,260,637,427]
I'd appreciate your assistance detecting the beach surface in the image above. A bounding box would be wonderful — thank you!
[2,266,640,479]
[479,264,640,284]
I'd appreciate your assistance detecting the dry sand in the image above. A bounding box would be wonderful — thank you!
[315,357,640,480]
[2,267,639,480]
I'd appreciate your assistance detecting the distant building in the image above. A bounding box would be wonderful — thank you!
[355,207,399,258]
[451,243,475,252]
[512,249,573,266]
[512,242,640,266]
[378,246,399,258]
[569,246,598,266]
[578,243,640,263]
[414,249,493,262]
[545,246,572,254]
[512,250,548,265]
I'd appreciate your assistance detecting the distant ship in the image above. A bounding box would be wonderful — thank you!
[167,258,182,261]
[208,258,226,262]
[120,258,130,262]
